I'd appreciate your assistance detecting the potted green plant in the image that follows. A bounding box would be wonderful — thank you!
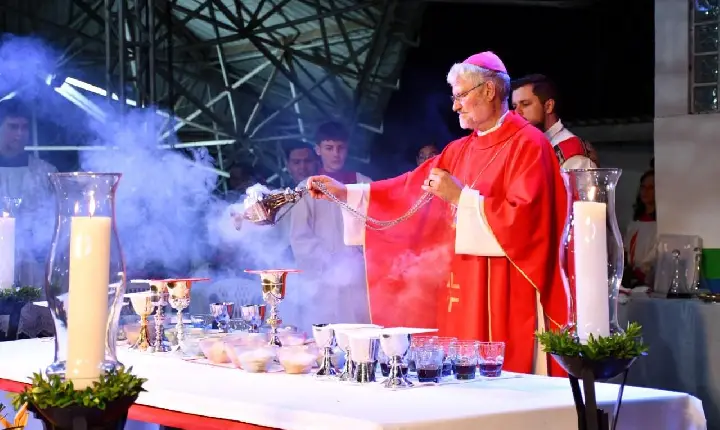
[10,367,146,430]
[536,322,648,430]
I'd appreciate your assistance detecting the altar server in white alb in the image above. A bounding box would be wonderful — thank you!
[511,74,598,169]
[0,99,57,287]
[289,121,371,330]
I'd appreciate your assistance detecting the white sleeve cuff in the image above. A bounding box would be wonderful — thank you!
[455,187,505,257]
[342,184,370,246]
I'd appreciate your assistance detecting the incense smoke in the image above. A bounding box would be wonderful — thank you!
[0,34,428,334]
[0,36,265,297]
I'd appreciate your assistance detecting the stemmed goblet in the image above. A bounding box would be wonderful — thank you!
[240,304,266,333]
[312,324,337,377]
[166,277,209,345]
[149,281,171,352]
[128,293,154,352]
[332,324,382,381]
[244,269,299,346]
[210,302,234,333]
[380,332,413,389]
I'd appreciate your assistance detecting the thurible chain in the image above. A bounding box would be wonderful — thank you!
[313,181,435,231]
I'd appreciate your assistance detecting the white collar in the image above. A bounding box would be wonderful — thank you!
[545,119,564,140]
[475,111,509,137]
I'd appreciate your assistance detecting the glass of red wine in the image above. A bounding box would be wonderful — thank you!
[478,341,505,377]
[408,335,438,374]
[450,341,479,380]
[433,337,458,377]
[414,344,444,383]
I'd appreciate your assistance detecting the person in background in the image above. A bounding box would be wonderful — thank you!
[285,141,318,185]
[416,144,440,167]
[289,121,371,330]
[623,169,657,288]
[0,99,57,287]
[511,74,596,169]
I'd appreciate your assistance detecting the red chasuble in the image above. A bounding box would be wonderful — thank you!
[362,112,568,376]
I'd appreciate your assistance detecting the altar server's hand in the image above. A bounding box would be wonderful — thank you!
[422,168,462,206]
[306,175,348,202]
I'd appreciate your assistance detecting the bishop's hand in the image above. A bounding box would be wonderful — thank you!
[306,175,347,202]
[421,168,463,206]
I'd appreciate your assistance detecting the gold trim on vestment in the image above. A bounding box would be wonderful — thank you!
[506,257,562,330]
[487,258,493,342]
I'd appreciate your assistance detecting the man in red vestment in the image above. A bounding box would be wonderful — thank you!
[511,74,599,168]
[305,52,568,376]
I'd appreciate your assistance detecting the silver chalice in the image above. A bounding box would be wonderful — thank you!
[239,304,266,333]
[312,323,337,377]
[348,333,380,384]
[210,302,234,333]
[380,332,413,389]
[149,281,171,352]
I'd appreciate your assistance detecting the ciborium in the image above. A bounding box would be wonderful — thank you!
[210,302,234,333]
[333,324,382,382]
[128,293,154,352]
[349,333,380,384]
[380,333,413,389]
[242,188,305,226]
[312,323,337,377]
[165,277,209,345]
[149,281,171,352]
[244,269,299,346]
[239,304,266,332]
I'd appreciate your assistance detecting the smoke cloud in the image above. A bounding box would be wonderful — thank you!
[0,35,269,297]
[1,34,436,334]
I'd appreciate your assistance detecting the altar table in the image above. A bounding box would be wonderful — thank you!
[0,338,707,430]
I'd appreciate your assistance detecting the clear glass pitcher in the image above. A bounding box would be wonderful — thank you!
[559,168,624,342]
[45,172,126,389]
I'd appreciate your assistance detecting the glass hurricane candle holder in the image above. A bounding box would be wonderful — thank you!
[560,168,624,342]
[45,173,126,390]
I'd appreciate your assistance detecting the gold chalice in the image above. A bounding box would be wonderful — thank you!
[128,293,155,352]
[165,277,209,345]
[244,269,299,346]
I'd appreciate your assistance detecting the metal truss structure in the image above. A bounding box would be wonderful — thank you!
[690,0,720,113]
[0,0,425,188]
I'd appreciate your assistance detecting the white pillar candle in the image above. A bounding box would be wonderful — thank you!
[572,201,610,342]
[66,216,112,390]
[0,216,15,289]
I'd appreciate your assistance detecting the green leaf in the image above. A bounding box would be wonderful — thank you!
[11,367,147,412]
[535,322,649,361]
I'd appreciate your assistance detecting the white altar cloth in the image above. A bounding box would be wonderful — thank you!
[0,339,707,430]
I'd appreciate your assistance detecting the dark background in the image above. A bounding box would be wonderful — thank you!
[369,0,655,177]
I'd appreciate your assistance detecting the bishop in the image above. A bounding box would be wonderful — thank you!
[306,52,569,376]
